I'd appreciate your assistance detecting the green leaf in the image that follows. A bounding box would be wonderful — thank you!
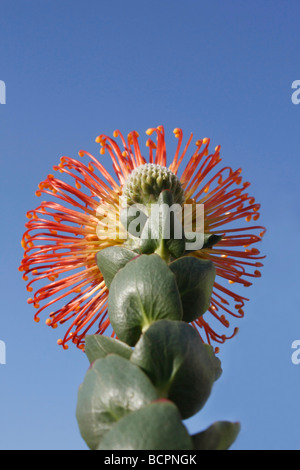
[108,254,182,346]
[185,232,223,252]
[85,335,132,363]
[138,217,160,254]
[165,237,186,259]
[202,233,223,249]
[97,400,193,450]
[192,421,241,450]
[96,246,137,289]
[139,191,185,259]
[203,343,223,381]
[130,320,222,419]
[169,256,216,322]
[76,354,158,450]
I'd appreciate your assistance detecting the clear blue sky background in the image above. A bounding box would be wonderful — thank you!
[0,0,299,450]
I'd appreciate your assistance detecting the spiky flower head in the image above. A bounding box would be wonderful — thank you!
[19,126,265,352]
[122,163,185,206]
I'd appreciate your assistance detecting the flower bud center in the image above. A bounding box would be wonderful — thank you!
[122,164,185,206]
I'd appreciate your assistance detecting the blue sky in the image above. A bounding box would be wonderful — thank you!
[0,0,299,450]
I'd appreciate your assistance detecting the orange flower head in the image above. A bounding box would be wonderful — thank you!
[20,126,265,352]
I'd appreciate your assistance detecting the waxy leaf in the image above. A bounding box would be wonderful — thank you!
[131,320,222,419]
[96,246,136,289]
[169,256,216,322]
[139,191,185,259]
[138,217,160,254]
[202,233,223,249]
[76,355,158,450]
[192,421,241,450]
[108,254,183,346]
[97,401,193,450]
[85,335,132,363]
[185,232,223,252]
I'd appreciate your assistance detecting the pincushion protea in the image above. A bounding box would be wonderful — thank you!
[19,126,265,352]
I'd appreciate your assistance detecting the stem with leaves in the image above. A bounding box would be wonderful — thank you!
[76,190,240,450]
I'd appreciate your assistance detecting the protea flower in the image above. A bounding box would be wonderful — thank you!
[19,126,265,352]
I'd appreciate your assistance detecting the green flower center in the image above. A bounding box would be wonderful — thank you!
[122,164,185,206]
